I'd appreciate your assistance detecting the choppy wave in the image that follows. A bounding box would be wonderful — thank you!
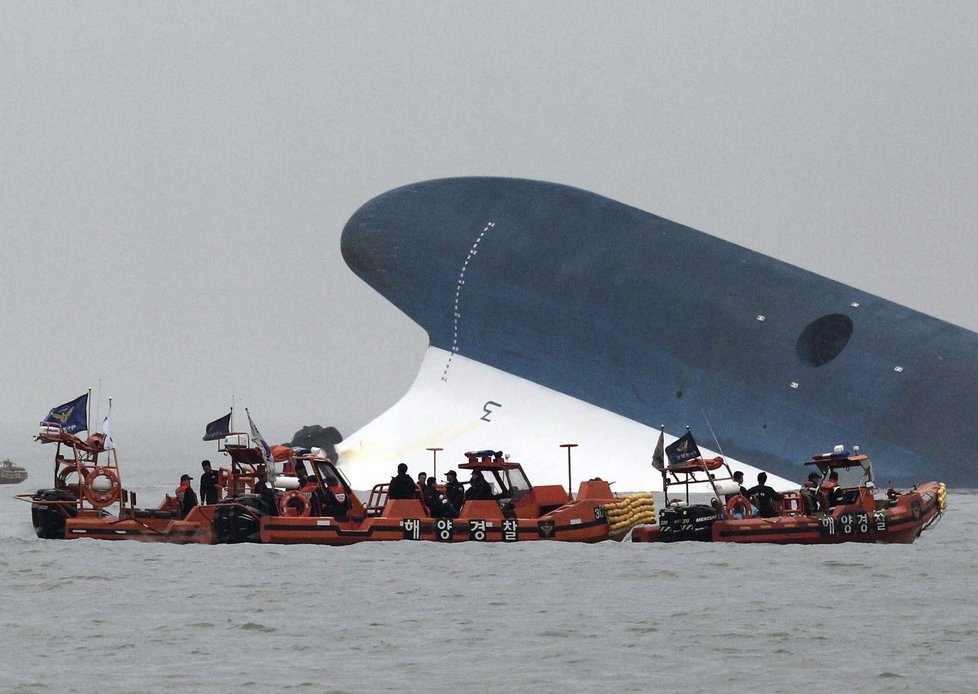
[1,490,976,693]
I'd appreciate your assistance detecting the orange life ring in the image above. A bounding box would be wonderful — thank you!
[84,466,121,507]
[279,489,311,517]
[725,494,752,519]
[56,464,90,490]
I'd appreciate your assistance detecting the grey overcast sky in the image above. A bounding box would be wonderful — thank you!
[2,2,977,470]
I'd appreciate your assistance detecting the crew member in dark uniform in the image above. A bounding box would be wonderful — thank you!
[747,471,783,518]
[424,477,455,518]
[388,463,417,499]
[321,473,351,517]
[444,470,465,512]
[465,471,494,501]
[254,466,278,516]
[176,473,198,518]
[199,460,219,505]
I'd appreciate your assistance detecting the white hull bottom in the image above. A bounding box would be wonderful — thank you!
[336,347,796,493]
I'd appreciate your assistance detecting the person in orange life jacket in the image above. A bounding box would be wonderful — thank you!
[176,473,198,518]
[820,470,844,508]
[747,471,782,518]
[291,464,322,515]
[802,471,821,511]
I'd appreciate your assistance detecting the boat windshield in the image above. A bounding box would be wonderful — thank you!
[834,463,872,488]
[312,460,343,487]
[503,467,531,501]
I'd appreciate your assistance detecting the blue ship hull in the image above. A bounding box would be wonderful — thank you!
[342,177,977,487]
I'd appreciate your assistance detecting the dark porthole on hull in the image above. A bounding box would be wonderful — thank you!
[796,314,853,366]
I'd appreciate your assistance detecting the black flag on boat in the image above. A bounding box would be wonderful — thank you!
[651,429,666,471]
[203,410,232,441]
[665,430,701,466]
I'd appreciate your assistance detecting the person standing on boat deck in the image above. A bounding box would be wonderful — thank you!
[444,470,465,512]
[802,472,821,511]
[254,466,278,515]
[747,472,782,518]
[416,471,428,493]
[388,463,417,500]
[199,460,219,505]
[176,473,198,518]
[725,470,753,518]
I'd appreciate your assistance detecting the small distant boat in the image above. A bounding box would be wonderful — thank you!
[631,447,946,545]
[0,459,28,485]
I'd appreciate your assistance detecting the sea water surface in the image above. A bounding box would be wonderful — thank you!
[1,485,976,693]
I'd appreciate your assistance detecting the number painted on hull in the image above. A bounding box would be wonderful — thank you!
[480,401,501,422]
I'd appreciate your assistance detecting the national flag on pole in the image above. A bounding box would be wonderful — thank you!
[246,408,276,478]
[651,428,666,471]
[102,401,114,450]
[203,410,233,441]
[42,393,89,435]
[665,430,701,466]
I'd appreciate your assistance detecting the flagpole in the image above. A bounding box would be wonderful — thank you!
[87,387,92,434]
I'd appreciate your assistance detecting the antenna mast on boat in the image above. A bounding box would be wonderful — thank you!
[702,409,725,457]
[427,447,442,479]
[561,443,578,499]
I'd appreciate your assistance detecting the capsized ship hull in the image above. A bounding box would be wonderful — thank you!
[341,177,978,488]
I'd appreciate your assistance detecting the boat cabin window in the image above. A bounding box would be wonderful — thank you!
[312,461,341,485]
[833,465,870,488]
[483,472,505,498]
[503,468,531,502]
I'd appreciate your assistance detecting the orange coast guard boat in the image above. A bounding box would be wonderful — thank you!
[18,424,220,542]
[630,447,946,544]
[260,449,652,545]
[17,426,278,543]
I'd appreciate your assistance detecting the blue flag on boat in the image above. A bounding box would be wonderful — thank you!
[42,393,89,435]
[203,410,233,441]
[665,430,701,466]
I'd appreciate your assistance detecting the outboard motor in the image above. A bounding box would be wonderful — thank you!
[657,504,719,542]
[30,488,78,539]
[212,494,267,543]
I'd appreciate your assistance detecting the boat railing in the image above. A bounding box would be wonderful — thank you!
[365,483,389,516]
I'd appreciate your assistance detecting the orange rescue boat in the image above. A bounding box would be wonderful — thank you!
[631,447,946,544]
[260,449,639,544]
